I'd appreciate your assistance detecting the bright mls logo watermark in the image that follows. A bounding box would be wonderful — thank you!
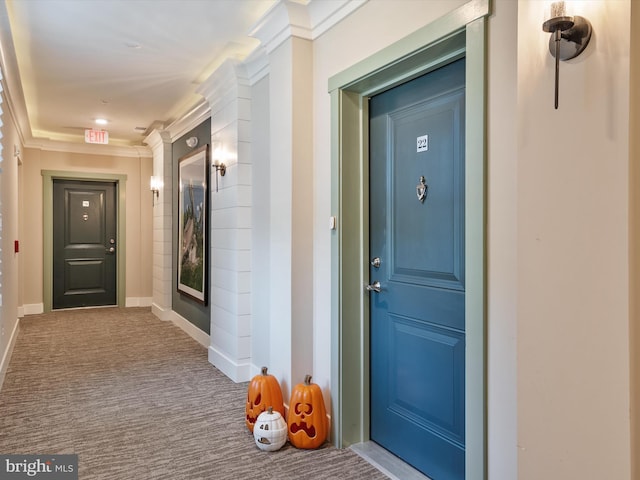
[0,455,77,480]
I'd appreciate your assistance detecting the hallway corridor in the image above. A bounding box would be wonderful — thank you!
[0,308,386,479]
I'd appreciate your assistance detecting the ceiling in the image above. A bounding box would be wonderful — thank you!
[2,0,277,147]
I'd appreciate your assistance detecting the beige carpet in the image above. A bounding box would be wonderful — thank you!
[0,307,388,479]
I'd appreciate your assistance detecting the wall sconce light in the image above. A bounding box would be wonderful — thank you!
[212,160,226,192]
[211,142,226,192]
[542,1,592,109]
[150,176,162,206]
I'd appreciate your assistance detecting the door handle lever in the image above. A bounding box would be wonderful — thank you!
[366,281,381,293]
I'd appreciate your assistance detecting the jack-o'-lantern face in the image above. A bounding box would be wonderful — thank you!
[246,391,263,428]
[253,407,288,452]
[287,375,328,449]
[289,402,316,438]
[244,367,284,433]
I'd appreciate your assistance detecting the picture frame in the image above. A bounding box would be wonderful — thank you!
[177,144,209,304]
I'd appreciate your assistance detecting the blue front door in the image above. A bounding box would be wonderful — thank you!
[369,58,466,480]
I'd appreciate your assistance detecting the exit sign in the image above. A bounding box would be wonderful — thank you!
[85,129,109,144]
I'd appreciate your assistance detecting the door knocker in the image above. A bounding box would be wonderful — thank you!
[416,176,428,203]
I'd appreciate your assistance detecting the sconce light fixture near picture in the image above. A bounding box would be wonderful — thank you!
[542,1,592,109]
[211,142,226,192]
[150,176,163,206]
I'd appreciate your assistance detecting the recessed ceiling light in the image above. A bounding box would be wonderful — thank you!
[95,118,108,125]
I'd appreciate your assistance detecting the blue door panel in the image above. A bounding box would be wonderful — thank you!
[389,90,465,291]
[386,315,465,439]
[384,283,465,331]
[369,58,465,480]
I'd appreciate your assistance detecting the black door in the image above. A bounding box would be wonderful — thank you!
[53,180,117,309]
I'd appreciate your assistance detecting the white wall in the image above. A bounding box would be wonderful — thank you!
[266,39,295,395]
[630,3,640,476]
[263,34,315,397]
[0,76,22,387]
[517,1,631,478]
[487,1,518,478]
[147,130,173,319]
[250,75,271,372]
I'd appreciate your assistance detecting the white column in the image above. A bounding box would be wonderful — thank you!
[198,60,253,382]
[251,0,314,399]
[144,130,173,320]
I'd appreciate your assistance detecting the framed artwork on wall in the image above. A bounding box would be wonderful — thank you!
[177,144,209,304]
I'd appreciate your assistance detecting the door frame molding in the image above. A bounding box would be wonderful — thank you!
[42,170,127,311]
[328,1,489,478]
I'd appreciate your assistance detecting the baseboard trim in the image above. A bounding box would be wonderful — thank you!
[0,319,20,391]
[168,311,210,348]
[22,304,44,316]
[249,363,262,378]
[208,346,251,383]
[125,297,153,307]
[151,303,173,321]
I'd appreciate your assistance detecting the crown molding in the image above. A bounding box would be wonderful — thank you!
[197,59,250,112]
[249,0,368,53]
[307,0,368,39]
[0,2,32,146]
[249,1,311,54]
[143,129,172,151]
[243,46,270,85]
[26,137,152,158]
[163,99,211,143]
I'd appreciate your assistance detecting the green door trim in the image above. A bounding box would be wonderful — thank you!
[42,170,127,312]
[328,1,489,478]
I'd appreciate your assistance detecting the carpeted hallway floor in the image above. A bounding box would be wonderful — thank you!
[0,307,388,479]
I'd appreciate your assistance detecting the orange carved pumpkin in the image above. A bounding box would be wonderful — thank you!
[245,366,284,433]
[287,374,328,449]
